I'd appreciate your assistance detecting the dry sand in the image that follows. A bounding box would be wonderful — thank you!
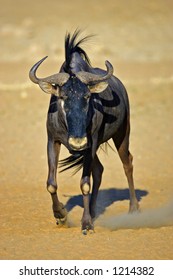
[0,0,173,260]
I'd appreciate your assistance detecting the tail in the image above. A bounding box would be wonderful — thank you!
[58,142,115,175]
[58,153,84,175]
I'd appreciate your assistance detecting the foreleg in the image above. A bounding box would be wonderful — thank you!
[47,139,67,224]
[80,150,93,233]
[90,155,104,219]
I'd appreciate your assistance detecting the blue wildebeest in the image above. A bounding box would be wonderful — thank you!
[29,30,139,233]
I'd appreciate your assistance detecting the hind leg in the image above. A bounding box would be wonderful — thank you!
[112,123,139,213]
[120,149,139,212]
[47,139,67,224]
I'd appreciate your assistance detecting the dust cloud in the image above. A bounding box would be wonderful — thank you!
[97,201,173,230]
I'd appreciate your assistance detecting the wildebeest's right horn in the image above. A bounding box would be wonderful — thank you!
[76,60,113,85]
[29,56,70,86]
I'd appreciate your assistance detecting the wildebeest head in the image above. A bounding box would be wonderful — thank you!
[29,57,113,151]
[29,31,113,151]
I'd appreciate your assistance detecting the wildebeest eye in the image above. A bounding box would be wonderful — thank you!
[60,94,68,100]
[84,93,90,100]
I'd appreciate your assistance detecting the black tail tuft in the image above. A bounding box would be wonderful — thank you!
[58,153,84,175]
[64,29,93,73]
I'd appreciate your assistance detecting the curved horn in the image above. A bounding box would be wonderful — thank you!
[29,56,70,86]
[29,56,48,84]
[76,60,113,85]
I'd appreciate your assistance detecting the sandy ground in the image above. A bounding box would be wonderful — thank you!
[0,0,173,260]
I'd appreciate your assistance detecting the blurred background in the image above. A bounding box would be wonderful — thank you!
[0,0,173,259]
[0,0,173,63]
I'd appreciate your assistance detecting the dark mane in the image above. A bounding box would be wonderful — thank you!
[64,29,93,73]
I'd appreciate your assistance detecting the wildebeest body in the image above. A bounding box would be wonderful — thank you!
[29,30,139,233]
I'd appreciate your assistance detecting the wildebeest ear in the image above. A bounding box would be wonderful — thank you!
[89,81,108,93]
[39,81,60,96]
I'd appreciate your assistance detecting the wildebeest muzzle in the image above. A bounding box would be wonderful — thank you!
[68,136,88,151]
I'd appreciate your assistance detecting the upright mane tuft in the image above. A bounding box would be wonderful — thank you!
[64,29,93,73]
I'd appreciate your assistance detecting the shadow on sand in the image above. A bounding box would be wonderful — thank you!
[64,188,148,219]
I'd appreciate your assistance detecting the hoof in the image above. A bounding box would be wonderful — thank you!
[81,222,94,235]
[82,228,95,235]
[53,203,67,222]
[129,202,140,213]
[56,216,67,226]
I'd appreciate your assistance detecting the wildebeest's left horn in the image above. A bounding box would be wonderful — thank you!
[76,60,113,85]
[29,56,70,86]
